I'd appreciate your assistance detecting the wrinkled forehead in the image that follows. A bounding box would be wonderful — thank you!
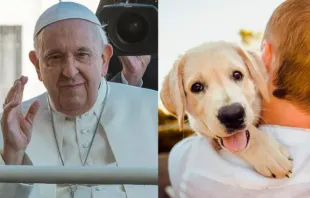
[182,47,246,83]
[37,19,99,51]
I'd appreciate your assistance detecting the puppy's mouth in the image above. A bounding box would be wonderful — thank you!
[217,130,250,152]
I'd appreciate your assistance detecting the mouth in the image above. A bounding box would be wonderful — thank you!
[61,83,85,88]
[217,130,250,153]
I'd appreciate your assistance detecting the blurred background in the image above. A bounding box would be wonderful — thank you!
[158,0,285,197]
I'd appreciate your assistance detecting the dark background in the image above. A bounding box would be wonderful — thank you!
[96,0,158,91]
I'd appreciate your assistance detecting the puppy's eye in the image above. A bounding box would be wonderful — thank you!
[232,70,243,81]
[191,82,204,93]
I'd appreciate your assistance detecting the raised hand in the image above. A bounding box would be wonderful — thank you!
[118,55,151,86]
[0,76,40,165]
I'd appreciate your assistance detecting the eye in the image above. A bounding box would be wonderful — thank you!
[232,70,243,81]
[48,54,62,60]
[190,82,204,93]
[77,52,89,57]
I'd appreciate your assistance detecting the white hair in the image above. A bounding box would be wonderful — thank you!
[34,22,109,52]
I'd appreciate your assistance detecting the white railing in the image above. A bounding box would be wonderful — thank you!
[0,166,158,185]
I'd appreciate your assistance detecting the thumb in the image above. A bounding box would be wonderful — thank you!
[24,101,40,126]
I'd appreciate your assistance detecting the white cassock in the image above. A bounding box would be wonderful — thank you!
[0,77,158,198]
[169,125,310,198]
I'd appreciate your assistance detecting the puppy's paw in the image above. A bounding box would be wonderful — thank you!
[237,126,293,179]
[254,143,293,179]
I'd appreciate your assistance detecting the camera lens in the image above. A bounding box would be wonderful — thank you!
[117,12,148,43]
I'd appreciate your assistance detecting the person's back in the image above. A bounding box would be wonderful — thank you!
[169,0,310,197]
[169,125,310,198]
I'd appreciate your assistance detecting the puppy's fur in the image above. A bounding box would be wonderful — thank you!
[161,41,293,178]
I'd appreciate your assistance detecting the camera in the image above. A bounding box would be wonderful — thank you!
[96,1,158,56]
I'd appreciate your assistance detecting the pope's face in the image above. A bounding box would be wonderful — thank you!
[30,19,112,116]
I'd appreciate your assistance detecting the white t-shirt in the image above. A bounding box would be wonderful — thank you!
[169,125,310,198]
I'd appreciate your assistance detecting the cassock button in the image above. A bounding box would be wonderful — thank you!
[95,186,103,191]
[81,129,89,134]
[86,161,93,166]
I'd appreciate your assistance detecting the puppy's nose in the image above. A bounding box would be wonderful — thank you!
[217,103,245,131]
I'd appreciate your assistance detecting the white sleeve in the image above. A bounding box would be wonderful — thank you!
[121,71,143,87]
[0,152,35,198]
[168,137,196,198]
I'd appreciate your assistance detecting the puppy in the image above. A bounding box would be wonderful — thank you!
[160,41,293,178]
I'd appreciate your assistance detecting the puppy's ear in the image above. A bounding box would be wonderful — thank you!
[160,55,186,130]
[235,45,270,102]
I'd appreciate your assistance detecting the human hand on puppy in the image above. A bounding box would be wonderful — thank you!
[1,76,40,165]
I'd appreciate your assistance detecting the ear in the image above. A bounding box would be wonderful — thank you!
[29,51,42,81]
[160,55,186,130]
[101,44,113,77]
[261,39,273,73]
[234,45,270,102]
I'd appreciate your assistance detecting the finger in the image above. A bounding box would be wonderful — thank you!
[140,55,151,59]
[20,76,28,86]
[138,55,150,59]
[3,81,20,109]
[19,101,39,138]
[3,100,20,113]
[1,82,21,130]
[13,76,22,85]
[143,55,151,64]
[3,78,22,107]
[24,101,40,127]
[5,84,23,118]
[137,56,151,66]
[11,81,22,105]
[2,99,20,124]
[16,76,28,103]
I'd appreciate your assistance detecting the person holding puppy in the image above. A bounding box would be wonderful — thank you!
[168,0,310,197]
[0,2,157,198]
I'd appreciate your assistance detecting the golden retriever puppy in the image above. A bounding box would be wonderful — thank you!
[160,41,293,178]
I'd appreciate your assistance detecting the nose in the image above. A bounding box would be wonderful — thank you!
[62,57,79,78]
[217,103,245,131]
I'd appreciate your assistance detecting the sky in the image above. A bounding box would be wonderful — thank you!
[158,0,285,94]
